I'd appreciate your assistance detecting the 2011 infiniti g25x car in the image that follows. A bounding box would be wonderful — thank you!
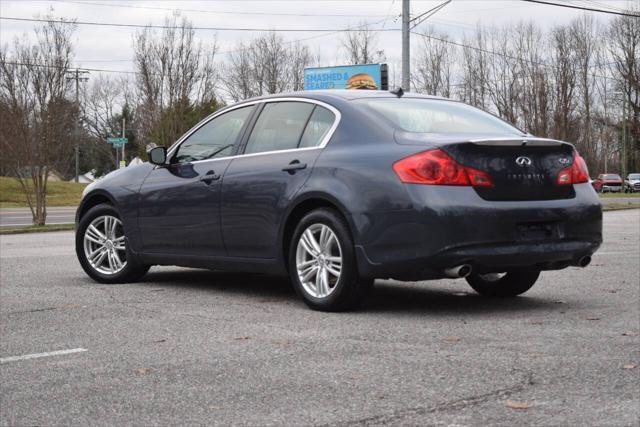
[75,90,602,311]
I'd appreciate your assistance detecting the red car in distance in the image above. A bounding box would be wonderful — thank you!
[592,173,623,193]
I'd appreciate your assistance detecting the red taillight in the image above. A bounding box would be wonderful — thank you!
[556,151,589,185]
[393,149,493,187]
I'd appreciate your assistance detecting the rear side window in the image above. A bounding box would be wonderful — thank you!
[299,106,336,148]
[244,102,314,154]
[174,106,253,163]
[356,98,522,135]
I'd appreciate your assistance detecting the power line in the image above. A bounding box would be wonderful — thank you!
[0,16,402,33]
[52,0,390,18]
[2,60,138,75]
[410,30,616,81]
[410,0,452,29]
[571,0,631,14]
[521,0,639,17]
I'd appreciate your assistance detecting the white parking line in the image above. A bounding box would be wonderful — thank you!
[0,348,87,364]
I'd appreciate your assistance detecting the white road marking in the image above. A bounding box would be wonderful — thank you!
[0,348,87,364]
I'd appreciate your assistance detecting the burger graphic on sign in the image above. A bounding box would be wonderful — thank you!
[345,73,378,90]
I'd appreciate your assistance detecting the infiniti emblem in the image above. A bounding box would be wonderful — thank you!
[516,156,532,167]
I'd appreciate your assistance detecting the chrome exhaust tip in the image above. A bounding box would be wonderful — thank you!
[444,264,472,278]
[577,255,592,268]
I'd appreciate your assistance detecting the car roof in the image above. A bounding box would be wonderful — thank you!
[240,89,451,103]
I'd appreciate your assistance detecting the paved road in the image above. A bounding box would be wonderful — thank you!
[1,210,639,426]
[0,206,76,227]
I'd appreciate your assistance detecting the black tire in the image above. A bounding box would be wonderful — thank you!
[76,203,149,284]
[288,208,373,312]
[465,271,540,297]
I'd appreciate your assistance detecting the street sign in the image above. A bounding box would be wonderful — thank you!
[303,64,388,91]
[107,137,128,145]
[119,160,126,169]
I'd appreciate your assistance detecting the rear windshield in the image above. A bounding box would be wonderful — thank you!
[604,174,621,180]
[356,98,523,135]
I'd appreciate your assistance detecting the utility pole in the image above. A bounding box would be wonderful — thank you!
[402,0,410,90]
[121,116,126,169]
[622,96,627,178]
[66,68,89,182]
[401,0,451,91]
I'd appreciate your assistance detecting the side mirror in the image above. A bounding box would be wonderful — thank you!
[148,146,167,166]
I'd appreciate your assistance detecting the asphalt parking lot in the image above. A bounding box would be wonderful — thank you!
[1,210,638,426]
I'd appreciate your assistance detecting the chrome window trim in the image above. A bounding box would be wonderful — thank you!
[166,97,341,165]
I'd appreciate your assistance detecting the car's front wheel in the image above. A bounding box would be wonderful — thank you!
[76,203,149,284]
[288,208,372,311]
[465,271,540,297]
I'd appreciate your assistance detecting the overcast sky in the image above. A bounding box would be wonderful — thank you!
[0,0,635,83]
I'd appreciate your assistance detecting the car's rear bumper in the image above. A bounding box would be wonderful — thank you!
[352,183,602,280]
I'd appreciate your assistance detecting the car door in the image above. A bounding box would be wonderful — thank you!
[221,100,339,259]
[137,104,256,256]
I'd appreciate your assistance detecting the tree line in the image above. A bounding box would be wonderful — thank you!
[0,12,638,224]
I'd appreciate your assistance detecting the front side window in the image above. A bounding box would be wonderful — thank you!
[356,98,523,135]
[174,106,254,163]
[244,102,315,155]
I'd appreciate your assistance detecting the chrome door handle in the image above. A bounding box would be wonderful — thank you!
[199,170,220,184]
[282,160,307,174]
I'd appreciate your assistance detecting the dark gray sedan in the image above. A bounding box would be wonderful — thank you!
[75,90,602,311]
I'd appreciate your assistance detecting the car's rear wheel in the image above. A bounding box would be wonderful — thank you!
[465,271,540,297]
[76,203,149,284]
[289,208,372,311]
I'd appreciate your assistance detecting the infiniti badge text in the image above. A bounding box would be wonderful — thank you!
[507,173,545,180]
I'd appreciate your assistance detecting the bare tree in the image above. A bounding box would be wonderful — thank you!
[224,32,313,102]
[550,25,578,142]
[458,27,489,109]
[484,26,522,127]
[512,22,551,137]
[133,15,219,147]
[0,17,76,225]
[413,28,455,98]
[341,23,385,65]
[570,15,601,164]
[608,9,640,173]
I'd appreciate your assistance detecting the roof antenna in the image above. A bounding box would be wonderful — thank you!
[390,87,404,98]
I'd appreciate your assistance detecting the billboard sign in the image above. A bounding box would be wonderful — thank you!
[304,64,388,91]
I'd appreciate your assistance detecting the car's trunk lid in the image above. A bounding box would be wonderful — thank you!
[395,132,576,201]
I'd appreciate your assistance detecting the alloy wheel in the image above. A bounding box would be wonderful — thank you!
[295,223,342,298]
[83,215,127,275]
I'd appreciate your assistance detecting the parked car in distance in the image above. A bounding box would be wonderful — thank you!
[624,173,640,193]
[75,90,602,312]
[592,173,623,193]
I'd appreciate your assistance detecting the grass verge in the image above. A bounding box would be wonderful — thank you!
[602,204,640,211]
[0,176,86,208]
[0,223,75,235]
[598,192,640,199]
